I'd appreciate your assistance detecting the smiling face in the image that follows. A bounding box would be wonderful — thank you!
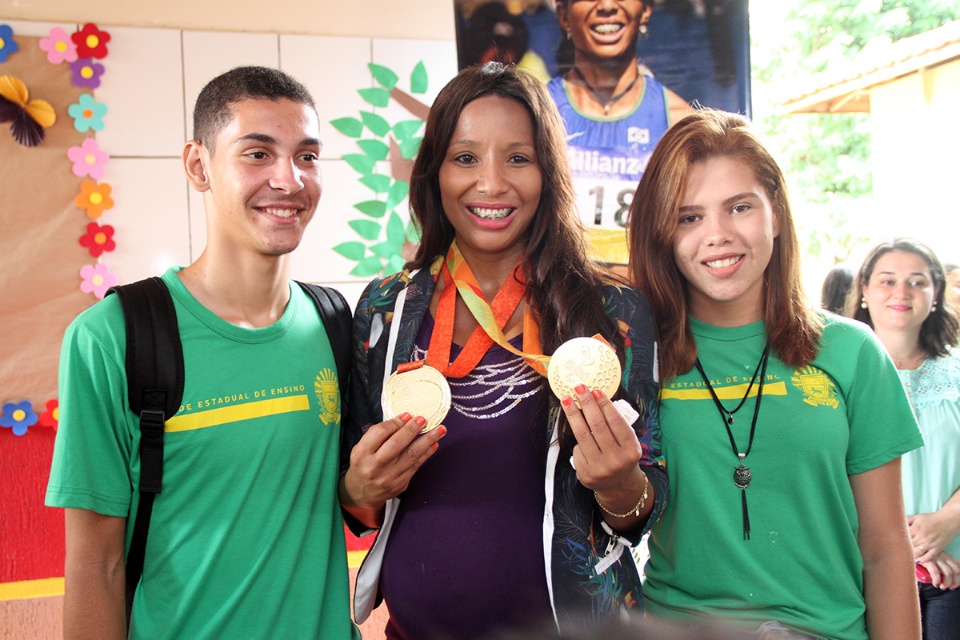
[557,0,652,64]
[862,250,936,336]
[438,95,542,264]
[673,156,780,327]
[186,97,322,258]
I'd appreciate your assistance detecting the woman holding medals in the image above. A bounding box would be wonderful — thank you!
[848,239,960,639]
[339,62,667,639]
[628,109,924,639]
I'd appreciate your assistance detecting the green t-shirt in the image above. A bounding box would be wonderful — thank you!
[644,315,924,640]
[46,268,358,640]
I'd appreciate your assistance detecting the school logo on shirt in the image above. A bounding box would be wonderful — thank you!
[791,366,839,409]
[314,369,341,425]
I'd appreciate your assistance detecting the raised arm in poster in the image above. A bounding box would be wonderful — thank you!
[454,0,751,265]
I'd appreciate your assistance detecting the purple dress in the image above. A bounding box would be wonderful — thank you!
[380,314,555,639]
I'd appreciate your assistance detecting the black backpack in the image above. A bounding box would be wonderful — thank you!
[106,276,352,617]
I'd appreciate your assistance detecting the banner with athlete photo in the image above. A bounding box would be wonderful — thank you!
[453,0,751,265]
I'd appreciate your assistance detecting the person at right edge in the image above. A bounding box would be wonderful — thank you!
[629,108,924,639]
[849,238,960,639]
[339,62,667,639]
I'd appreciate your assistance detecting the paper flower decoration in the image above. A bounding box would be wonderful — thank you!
[68,94,107,132]
[0,24,19,63]
[71,23,110,59]
[68,138,109,179]
[80,262,118,298]
[1,400,38,437]
[69,58,105,89]
[0,75,56,147]
[39,26,78,64]
[38,399,59,431]
[75,179,114,218]
[79,222,116,257]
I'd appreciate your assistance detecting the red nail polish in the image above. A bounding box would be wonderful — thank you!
[437,426,448,436]
[591,389,602,399]
[574,383,587,395]
[399,412,412,422]
[414,416,427,428]
[561,396,573,407]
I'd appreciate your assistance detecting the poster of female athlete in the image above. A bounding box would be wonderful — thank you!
[454,0,751,265]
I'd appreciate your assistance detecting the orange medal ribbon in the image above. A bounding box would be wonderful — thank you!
[425,242,548,378]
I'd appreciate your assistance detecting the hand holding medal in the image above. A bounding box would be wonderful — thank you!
[339,409,447,528]
[552,336,651,522]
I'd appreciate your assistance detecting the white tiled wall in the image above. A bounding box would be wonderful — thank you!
[94,27,186,156]
[104,158,192,284]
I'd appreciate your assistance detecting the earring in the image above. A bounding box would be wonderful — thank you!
[860,297,867,309]
[638,24,649,39]
[932,301,938,313]
[566,29,572,40]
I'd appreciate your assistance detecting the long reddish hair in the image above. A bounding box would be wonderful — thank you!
[628,109,822,380]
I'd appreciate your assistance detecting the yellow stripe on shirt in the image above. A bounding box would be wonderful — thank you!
[662,381,788,401]
[165,395,311,432]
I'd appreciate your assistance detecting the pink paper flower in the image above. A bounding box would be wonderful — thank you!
[68,138,109,179]
[69,58,105,89]
[38,399,59,431]
[79,222,116,257]
[39,26,78,64]
[80,262,118,298]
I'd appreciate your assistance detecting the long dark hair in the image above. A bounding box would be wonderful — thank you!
[848,238,959,357]
[628,109,822,380]
[408,62,621,441]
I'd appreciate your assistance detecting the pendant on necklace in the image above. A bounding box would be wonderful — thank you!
[726,414,734,425]
[734,453,751,489]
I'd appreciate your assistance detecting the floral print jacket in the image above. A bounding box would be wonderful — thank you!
[341,258,668,633]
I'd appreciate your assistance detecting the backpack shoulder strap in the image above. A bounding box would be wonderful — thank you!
[296,282,352,399]
[105,276,183,619]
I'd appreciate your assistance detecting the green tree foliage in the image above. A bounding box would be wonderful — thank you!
[752,0,960,264]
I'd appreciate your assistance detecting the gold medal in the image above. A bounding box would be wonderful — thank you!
[381,361,451,433]
[547,337,621,404]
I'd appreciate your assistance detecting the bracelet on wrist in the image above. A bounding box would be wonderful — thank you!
[594,473,649,519]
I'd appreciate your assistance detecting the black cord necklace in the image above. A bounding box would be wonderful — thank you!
[571,66,640,115]
[694,344,771,540]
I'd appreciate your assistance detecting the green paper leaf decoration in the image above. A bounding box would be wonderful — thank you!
[330,117,363,138]
[370,240,400,259]
[387,255,407,273]
[360,173,391,193]
[411,62,428,94]
[358,87,391,108]
[392,119,423,141]
[354,199,387,218]
[384,179,409,213]
[343,153,375,175]
[360,111,391,137]
[349,219,382,241]
[405,219,421,243]
[352,256,386,277]
[357,139,389,161]
[369,63,399,90]
[386,211,407,245]
[399,136,422,159]
[333,241,367,261]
